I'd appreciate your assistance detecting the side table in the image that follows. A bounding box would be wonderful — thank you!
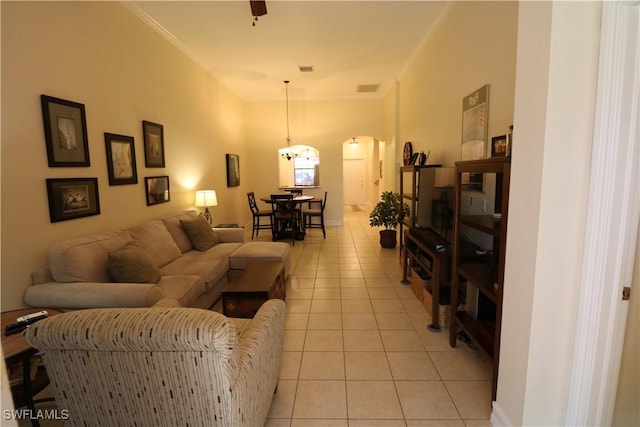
[2,308,62,427]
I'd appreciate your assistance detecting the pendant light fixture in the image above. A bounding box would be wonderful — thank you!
[280,80,298,161]
[350,137,359,147]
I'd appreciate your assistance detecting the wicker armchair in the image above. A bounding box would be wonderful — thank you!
[24,299,285,426]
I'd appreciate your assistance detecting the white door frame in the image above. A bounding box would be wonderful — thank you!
[566,2,640,425]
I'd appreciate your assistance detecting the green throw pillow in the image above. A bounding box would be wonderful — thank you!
[108,243,161,284]
[180,216,220,251]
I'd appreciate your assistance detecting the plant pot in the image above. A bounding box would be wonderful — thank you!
[379,229,397,248]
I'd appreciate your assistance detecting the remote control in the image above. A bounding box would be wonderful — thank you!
[16,310,48,323]
[4,312,49,336]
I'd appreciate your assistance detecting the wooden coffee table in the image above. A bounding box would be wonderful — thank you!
[222,262,286,318]
[2,308,62,427]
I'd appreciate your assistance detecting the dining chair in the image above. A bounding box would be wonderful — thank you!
[303,191,328,238]
[270,194,300,245]
[247,192,273,240]
[286,189,303,197]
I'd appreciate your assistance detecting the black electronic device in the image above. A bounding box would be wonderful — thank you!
[4,311,49,336]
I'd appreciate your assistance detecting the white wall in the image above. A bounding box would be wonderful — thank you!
[1,2,246,310]
[396,1,518,169]
[496,2,601,424]
[244,98,385,226]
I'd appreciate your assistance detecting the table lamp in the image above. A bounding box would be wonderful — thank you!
[195,190,217,225]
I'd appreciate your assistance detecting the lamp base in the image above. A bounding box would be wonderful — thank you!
[203,208,212,225]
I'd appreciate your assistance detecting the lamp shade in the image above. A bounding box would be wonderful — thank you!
[195,190,218,207]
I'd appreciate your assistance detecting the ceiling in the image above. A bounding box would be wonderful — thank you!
[126,1,449,101]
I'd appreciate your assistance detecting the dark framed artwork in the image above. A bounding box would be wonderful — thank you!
[142,120,165,168]
[46,178,100,223]
[226,153,240,187]
[104,133,138,185]
[145,175,170,206]
[41,95,90,167]
[491,134,508,157]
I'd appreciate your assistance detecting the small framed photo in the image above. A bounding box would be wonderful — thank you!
[142,120,165,168]
[491,134,508,157]
[46,178,100,223]
[41,95,90,167]
[104,133,138,185]
[145,175,170,206]
[226,153,240,187]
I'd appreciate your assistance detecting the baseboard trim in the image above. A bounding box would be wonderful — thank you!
[491,401,513,426]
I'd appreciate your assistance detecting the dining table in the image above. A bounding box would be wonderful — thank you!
[260,195,319,241]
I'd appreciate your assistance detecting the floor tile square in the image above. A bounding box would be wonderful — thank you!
[371,299,405,313]
[287,288,314,300]
[342,313,378,330]
[304,330,344,351]
[285,313,309,330]
[310,299,342,313]
[386,352,440,380]
[346,380,403,419]
[429,351,489,380]
[287,299,312,313]
[293,380,347,419]
[340,278,367,288]
[307,313,342,330]
[283,330,306,351]
[315,278,341,288]
[345,351,392,380]
[299,351,345,379]
[343,330,384,351]
[380,330,425,351]
[280,351,302,379]
[395,380,459,420]
[341,299,373,313]
[375,313,415,330]
[444,380,492,419]
[290,419,348,427]
[267,379,297,419]
[313,288,341,300]
[341,270,364,279]
[340,288,370,300]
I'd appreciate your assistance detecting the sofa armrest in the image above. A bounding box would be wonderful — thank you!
[213,227,245,243]
[24,281,165,310]
[232,299,285,424]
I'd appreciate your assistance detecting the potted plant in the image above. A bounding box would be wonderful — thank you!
[369,191,410,248]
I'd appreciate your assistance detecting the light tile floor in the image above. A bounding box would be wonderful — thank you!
[258,206,493,427]
[23,206,493,427]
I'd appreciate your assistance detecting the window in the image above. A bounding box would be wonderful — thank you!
[278,145,320,187]
[294,157,319,186]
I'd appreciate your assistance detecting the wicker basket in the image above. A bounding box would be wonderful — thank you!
[409,267,430,300]
[423,289,451,328]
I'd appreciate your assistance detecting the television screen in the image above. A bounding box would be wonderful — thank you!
[414,167,454,243]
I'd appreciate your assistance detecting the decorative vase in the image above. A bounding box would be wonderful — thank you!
[379,229,397,248]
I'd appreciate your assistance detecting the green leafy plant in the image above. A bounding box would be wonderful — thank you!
[369,191,410,230]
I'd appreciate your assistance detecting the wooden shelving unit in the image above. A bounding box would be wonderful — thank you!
[449,157,510,400]
[399,165,451,331]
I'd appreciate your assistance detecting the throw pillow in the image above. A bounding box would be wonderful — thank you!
[108,243,161,284]
[180,216,220,251]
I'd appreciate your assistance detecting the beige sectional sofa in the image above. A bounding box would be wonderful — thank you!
[25,210,290,310]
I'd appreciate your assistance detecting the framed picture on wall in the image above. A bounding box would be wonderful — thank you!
[104,133,138,185]
[145,175,170,206]
[491,134,508,157]
[461,84,490,160]
[142,121,165,168]
[46,178,100,222]
[41,95,90,167]
[226,154,240,187]
[461,84,490,192]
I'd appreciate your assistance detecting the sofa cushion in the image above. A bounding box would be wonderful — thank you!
[229,242,291,270]
[162,211,198,253]
[156,275,205,307]
[159,243,242,290]
[128,220,182,267]
[49,230,132,283]
[108,243,161,284]
[180,216,220,251]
